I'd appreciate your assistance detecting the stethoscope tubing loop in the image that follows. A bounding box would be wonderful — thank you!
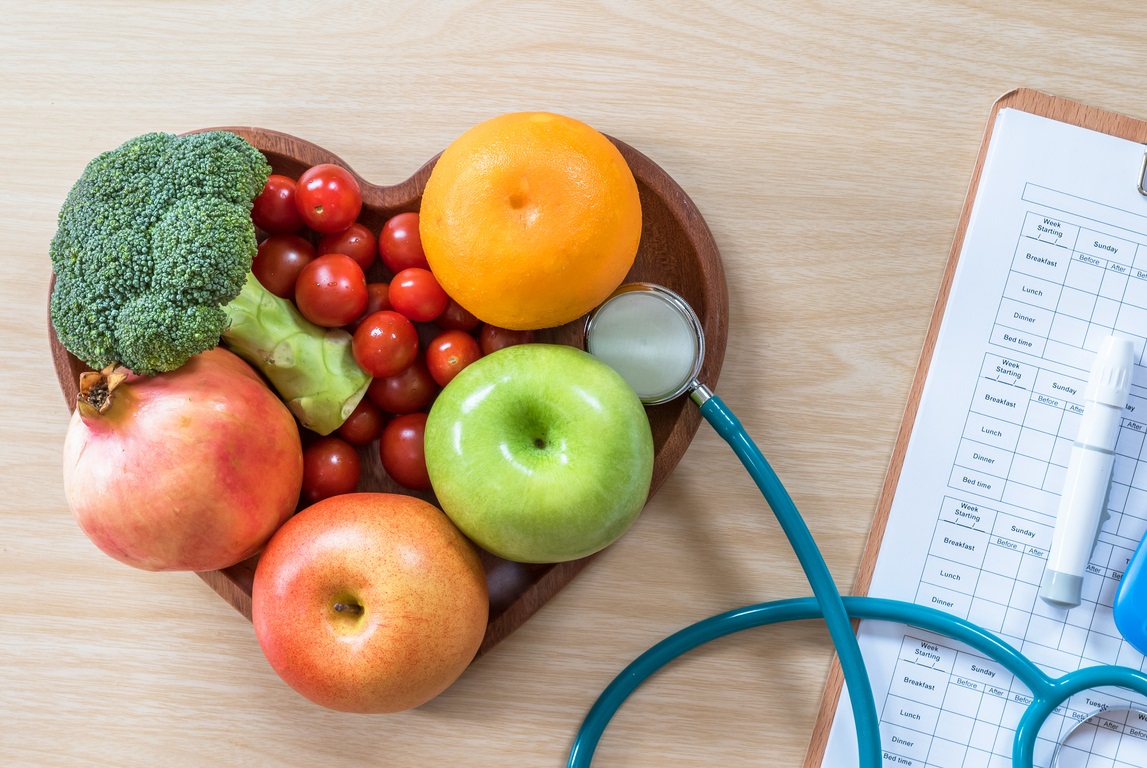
[567,595,1147,768]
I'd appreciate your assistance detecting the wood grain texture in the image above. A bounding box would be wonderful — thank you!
[46,125,728,657]
[12,3,1147,767]
[803,88,1147,767]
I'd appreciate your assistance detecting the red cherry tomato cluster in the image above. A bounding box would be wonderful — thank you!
[250,168,535,502]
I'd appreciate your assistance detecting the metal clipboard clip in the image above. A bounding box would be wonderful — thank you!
[1139,147,1147,196]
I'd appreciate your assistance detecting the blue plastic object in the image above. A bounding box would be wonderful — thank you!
[1114,532,1147,656]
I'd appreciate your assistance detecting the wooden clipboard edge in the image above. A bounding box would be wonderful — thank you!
[801,87,1147,767]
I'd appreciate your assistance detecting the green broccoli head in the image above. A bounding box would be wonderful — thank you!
[49,131,271,375]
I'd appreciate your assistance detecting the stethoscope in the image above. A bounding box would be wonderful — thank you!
[573,283,1147,768]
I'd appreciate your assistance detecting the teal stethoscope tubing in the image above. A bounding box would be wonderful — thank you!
[567,596,1147,767]
[567,393,1147,767]
[697,392,881,766]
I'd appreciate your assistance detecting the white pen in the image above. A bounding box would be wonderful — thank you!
[1040,335,1135,609]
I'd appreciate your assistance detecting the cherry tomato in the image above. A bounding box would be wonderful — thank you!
[252,234,316,299]
[378,212,429,272]
[352,310,419,378]
[295,164,362,234]
[294,253,368,327]
[426,330,482,387]
[478,324,536,355]
[302,436,361,502]
[389,268,448,322]
[380,412,431,491]
[367,355,438,414]
[436,297,481,332]
[318,223,377,272]
[251,174,304,234]
[348,282,392,332]
[337,398,386,446]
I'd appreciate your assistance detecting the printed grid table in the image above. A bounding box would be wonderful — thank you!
[878,200,1147,767]
[881,633,1147,767]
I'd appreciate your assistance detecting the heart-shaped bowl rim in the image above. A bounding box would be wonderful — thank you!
[48,126,729,658]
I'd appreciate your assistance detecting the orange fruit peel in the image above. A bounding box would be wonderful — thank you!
[420,112,642,330]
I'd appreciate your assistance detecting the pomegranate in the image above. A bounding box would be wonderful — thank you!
[62,347,304,571]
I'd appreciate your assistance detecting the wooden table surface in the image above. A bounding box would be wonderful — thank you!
[6,3,1147,766]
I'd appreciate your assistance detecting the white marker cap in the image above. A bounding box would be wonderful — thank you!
[1085,336,1134,408]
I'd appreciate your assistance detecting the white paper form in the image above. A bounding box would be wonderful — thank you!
[822,109,1147,767]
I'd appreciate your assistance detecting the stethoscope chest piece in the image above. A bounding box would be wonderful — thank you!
[584,283,705,404]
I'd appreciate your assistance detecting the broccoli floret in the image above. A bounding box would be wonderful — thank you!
[49,131,371,434]
[49,131,268,375]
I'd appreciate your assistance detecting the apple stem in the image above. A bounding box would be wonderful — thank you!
[334,602,363,615]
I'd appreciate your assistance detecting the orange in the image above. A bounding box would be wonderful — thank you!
[419,112,642,330]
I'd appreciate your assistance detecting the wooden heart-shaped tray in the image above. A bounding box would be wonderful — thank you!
[49,127,728,658]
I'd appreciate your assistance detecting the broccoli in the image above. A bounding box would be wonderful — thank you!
[49,131,370,435]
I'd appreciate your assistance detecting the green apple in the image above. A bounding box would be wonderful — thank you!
[424,343,655,563]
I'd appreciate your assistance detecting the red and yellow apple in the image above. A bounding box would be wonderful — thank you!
[251,492,489,713]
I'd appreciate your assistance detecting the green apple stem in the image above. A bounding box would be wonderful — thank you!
[334,602,363,616]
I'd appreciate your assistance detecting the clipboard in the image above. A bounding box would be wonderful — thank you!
[801,88,1147,767]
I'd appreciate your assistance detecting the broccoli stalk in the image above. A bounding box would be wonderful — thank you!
[49,130,369,434]
[222,273,370,435]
